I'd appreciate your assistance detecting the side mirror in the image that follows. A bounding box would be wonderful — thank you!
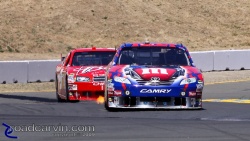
[61,57,65,61]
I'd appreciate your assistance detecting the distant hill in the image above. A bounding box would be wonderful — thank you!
[0,0,249,54]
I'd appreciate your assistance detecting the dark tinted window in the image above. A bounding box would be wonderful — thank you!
[118,47,189,66]
[72,51,115,66]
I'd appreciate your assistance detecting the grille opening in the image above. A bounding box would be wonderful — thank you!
[81,91,104,98]
[93,76,105,81]
[121,97,137,106]
[174,98,186,106]
[117,97,187,106]
[135,80,174,86]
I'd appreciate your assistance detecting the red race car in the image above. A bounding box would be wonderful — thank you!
[55,47,116,102]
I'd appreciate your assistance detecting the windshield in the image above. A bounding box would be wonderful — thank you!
[72,51,115,66]
[118,47,190,66]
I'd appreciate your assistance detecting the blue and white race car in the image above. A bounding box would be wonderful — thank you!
[104,42,204,110]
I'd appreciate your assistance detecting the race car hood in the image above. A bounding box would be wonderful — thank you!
[108,65,186,81]
[67,66,106,76]
[109,65,202,81]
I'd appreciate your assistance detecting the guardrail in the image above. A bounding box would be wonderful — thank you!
[1,50,250,83]
[0,60,60,84]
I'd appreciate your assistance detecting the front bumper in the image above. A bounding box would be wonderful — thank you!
[68,82,105,91]
[107,97,202,109]
[68,82,105,101]
[107,83,203,109]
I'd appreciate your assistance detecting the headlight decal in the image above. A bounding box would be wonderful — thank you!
[68,74,75,83]
[180,77,197,85]
[113,76,131,84]
[76,76,90,82]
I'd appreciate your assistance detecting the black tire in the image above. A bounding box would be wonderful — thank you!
[104,79,110,110]
[104,81,116,111]
[56,75,65,102]
[65,76,70,102]
[104,92,110,110]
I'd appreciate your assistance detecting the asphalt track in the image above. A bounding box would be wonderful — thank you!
[0,81,250,141]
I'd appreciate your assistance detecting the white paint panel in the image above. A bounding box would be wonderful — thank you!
[228,50,250,70]
[28,60,60,82]
[214,50,250,70]
[190,51,214,72]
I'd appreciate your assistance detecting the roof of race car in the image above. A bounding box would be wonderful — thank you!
[114,42,193,63]
[71,47,116,53]
[119,42,188,51]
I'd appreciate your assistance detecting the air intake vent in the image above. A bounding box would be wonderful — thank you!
[93,76,105,82]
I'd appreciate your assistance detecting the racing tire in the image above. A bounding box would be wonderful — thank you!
[104,80,111,110]
[104,83,116,112]
[56,75,66,102]
[65,76,70,102]
[104,94,110,111]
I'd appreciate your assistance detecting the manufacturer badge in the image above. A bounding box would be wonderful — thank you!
[150,77,160,81]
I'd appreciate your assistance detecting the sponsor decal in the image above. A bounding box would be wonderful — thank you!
[92,82,104,86]
[74,66,104,75]
[142,68,168,74]
[189,91,196,97]
[93,73,105,77]
[68,74,75,83]
[108,87,114,91]
[107,83,114,88]
[69,85,77,90]
[140,89,171,93]
[108,91,113,95]
[114,90,122,96]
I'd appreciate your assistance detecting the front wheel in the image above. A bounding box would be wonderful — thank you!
[56,75,66,102]
[104,78,110,110]
[104,87,110,110]
[104,82,116,111]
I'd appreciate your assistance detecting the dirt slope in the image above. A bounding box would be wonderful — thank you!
[0,0,250,59]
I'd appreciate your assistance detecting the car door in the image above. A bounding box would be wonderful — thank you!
[58,52,71,98]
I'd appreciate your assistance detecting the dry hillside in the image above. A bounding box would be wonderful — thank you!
[0,0,250,60]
